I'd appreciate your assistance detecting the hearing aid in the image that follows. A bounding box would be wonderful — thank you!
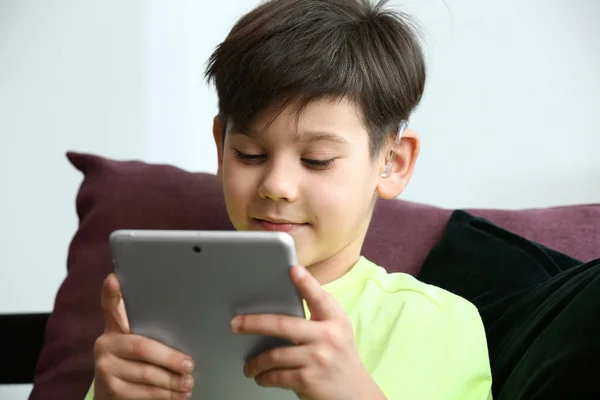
[381,120,408,178]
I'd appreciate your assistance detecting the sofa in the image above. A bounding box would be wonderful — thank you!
[2,152,599,399]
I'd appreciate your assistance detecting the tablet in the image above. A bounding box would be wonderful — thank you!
[109,230,305,400]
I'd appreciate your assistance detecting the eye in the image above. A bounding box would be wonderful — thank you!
[301,158,336,170]
[234,149,266,165]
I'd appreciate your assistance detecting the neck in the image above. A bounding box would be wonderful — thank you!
[306,232,365,285]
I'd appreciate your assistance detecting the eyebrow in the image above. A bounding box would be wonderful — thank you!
[293,130,349,144]
[230,129,349,145]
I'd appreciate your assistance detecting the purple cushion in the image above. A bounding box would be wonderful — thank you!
[30,152,600,399]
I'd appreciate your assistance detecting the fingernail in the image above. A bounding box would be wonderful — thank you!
[182,359,194,374]
[230,316,241,333]
[293,265,305,278]
[181,375,194,390]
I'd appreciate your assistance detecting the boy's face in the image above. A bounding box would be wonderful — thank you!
[213,98,416,282]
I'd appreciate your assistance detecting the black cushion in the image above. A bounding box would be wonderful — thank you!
[418,211,600,400]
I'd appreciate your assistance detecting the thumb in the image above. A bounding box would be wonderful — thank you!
[101,273,130,334]
[290,265,342,321]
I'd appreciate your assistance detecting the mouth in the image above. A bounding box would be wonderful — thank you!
[252,218,308,233]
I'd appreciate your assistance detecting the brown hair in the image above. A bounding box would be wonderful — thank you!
[205,0,426,157]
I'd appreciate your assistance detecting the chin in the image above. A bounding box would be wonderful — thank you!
[288,238,316,265]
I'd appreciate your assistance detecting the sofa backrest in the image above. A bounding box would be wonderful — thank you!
[29,152,600,399]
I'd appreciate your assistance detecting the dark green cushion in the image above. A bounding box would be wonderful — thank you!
[418,210,600,400]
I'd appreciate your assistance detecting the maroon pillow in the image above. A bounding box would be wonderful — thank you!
[30,152,600,399]
[30,153,233,400]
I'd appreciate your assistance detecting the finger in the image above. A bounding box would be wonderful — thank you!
[109,333,195,375]
[254,368,306,393]
[244,345,309,378]
[99,376,191,400]
[104,353,194,393]
[231,313,318,344]
[101,273,130,333]
[290,265,342,320]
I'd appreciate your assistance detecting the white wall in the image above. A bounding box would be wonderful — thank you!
[1,0,147,397]
[403,0,600,208]
[1,0,598,398]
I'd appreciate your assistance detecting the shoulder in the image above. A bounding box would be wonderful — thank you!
[327,256,484,334]
[349,260,492,399]
[344,258,486,349]
[357,258,480,320]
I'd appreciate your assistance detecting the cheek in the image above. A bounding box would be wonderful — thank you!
[223,155,252,193]
[222,162,256,217]
[308,168,375,227]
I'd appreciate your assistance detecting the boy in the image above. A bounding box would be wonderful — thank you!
[88,0,492,399]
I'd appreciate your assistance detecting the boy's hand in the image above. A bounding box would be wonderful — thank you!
[93,273,195,400]
[231,265,386,400]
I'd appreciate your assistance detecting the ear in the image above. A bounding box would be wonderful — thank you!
[376,128,420,200]
[212,116,224,184]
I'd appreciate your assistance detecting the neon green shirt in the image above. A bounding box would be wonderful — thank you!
[320,256,492,400]
[85,256,492,399]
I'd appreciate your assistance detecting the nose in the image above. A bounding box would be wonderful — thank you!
[257,161,299,203]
